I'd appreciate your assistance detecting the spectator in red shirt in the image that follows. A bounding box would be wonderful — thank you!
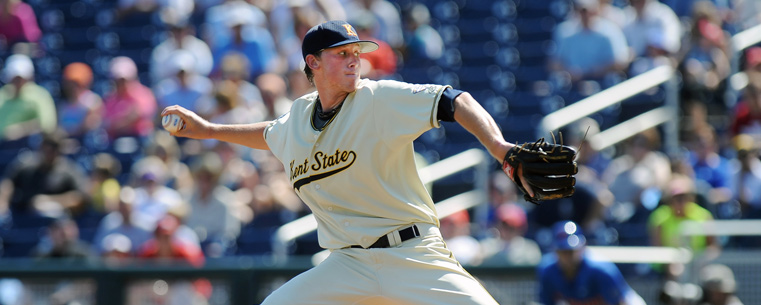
[137,214,205,267]
[0,0,41,47]
[730,81,761,138]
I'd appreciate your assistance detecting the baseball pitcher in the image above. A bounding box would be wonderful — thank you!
[163,20,577,305]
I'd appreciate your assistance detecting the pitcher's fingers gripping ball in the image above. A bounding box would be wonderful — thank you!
[502,138,578,204]
[162,114,185,134]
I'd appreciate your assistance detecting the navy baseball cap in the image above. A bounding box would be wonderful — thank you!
[553,221,586,250]
[301,20,379,60]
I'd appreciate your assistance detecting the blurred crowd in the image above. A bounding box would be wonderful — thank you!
[0,0,447,264]
[0,0,760,303]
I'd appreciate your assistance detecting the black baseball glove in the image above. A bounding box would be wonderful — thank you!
[502,138,578,204]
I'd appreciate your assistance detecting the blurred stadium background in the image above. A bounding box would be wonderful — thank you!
[0,0,761,304]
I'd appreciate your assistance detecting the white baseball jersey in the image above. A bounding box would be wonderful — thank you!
[264,79,449,249]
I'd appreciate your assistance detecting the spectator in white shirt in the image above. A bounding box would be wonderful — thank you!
[622,0,682,58]
[150,16,213,84]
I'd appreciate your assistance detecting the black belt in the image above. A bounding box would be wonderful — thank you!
[350,225,421,249]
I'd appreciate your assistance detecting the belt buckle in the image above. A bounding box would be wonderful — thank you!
[387,225,420,248]
[385,229,403,247]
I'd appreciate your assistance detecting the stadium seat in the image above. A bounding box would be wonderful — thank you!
[0,228,43,257]
[235,226,276,255]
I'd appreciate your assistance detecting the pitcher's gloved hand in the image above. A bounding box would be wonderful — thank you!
[502,138,578,204]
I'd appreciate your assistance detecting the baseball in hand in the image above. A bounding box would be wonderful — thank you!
[161,114,185,133]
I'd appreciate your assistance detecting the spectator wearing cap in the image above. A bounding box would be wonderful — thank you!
[210,6,279,80]
[480,203,541,266]
[699,264,743,305]
[549,0,630,84]
[153,49,213,113]
[647,174,720,278]
[130,155,185,233]
[537,220,645,305]
[440,210,482,266]
[0,0,41,47]
[102,56,157,141]
[727,134,761,247]
[0,53,57,141]
[729,134,761,219]
[149,15,213,84]
[59,62,104,138]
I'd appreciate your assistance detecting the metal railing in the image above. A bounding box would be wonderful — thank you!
[0,257,545,305]
[0,256,314,305]
[676,219,761,305]
[5,221,761,305]
[731,23,761,52]
[271,148,491,259]
[537,65,680,155]
[726,23,761,107]
[536,23,761,155]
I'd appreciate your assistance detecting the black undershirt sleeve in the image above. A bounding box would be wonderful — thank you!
[437,87,465,122]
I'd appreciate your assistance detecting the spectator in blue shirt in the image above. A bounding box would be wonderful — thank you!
[537,221,645,305]
[686,126,733,208]
[211,8,278,81]
[550,0,630,84]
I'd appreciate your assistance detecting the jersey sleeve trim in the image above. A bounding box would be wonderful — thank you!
[430,85,452,129]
